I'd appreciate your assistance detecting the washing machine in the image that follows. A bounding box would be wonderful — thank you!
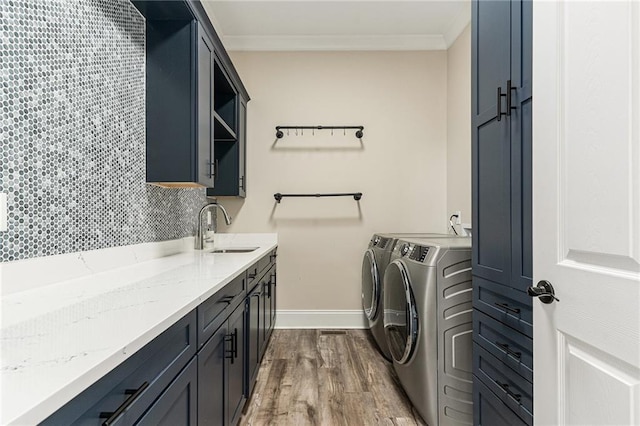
[383,237,473,426]
[361,233,452,361]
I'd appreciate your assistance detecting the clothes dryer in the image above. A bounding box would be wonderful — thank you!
[361,233,451,360]
[383,237,473,425]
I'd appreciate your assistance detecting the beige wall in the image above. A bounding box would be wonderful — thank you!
[446,25,472,227]
[217,51,449,310]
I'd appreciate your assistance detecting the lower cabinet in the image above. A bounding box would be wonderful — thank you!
[246,257,277,399]
[246,282,262,397]
[198,302,245,426]
[473,378,528,426]
[41,311,198,426]
[261,265,276,354]
[42,249,277,426]
[136,358,198,426]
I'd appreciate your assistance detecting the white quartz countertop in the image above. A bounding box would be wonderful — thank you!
[0,233,277,425]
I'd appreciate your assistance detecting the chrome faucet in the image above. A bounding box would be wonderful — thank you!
[195,202,232,250]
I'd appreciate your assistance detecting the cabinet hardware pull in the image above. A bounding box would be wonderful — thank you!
[506,80,517,115]
[218,296,234,305]
[497,86,507,121]
[496,380,522,403]
[99,381,149,426]
[248,272,257,279]
[233,328,238,359]
[225,334,235,363]
[494,302,521,314]
[495,341,522,359]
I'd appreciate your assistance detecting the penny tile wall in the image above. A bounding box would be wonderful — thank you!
[0,0,211,262]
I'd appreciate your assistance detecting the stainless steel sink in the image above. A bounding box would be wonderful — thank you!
[208,247,259,254]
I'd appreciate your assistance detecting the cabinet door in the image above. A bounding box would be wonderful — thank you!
[262,268,276,344]
[509,0,533,293]
[238,98,247,197]
[473,378,528,426]
[262,278,272,346]
[246,287,261,396]
[258,275,269,358]
[135,358,197,426]
[270,267,276,333]
[227,304,246,426]
[472,0,513,287]
[197,23,215,188]
[198,323,228,425]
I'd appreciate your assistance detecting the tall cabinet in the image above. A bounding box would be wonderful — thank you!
[471,1,533,425]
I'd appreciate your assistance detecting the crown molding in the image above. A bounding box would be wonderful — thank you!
[443,4,471,48]
[222,34,448,51]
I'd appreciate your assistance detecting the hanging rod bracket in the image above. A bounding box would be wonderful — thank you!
[275,125,364,139]
[274,192,363,203]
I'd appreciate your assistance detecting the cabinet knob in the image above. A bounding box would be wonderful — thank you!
[527,280,559,304]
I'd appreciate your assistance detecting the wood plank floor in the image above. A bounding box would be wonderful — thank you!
[240,330,427,426]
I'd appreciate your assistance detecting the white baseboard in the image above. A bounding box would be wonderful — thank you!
[275,310,368,329]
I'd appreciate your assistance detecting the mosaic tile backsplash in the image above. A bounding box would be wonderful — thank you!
[0,0,211,263]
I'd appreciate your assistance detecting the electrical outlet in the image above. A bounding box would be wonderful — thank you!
[454,211,462,225]
[0,193,7,232]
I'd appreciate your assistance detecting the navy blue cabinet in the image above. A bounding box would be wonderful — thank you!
[472,1,533,425]
[41,311,197,426]
[133,0,250,192]
[136,358,198,426]
[197,302,245,426]
[206,94,248,197]
[262,266,276,354]
[246,281,262,397]
[245,251,277,399]
[42,250,276,426]
[197,323,226,425]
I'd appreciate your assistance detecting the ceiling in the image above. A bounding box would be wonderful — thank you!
[200,1,471,51]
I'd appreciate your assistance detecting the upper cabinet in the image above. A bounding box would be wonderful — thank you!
[132,0,249,195]
[471,0,532,292]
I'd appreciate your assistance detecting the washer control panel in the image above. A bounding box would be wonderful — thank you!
[396,241,432,263]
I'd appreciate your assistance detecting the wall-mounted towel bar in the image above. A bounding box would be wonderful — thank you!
[275,126,364,139]
[274,192,363,203]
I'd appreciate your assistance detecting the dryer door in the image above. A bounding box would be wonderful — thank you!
[383,260,418,364]
[361,249,380,320]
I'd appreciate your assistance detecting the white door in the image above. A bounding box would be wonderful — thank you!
[533,1,640,425]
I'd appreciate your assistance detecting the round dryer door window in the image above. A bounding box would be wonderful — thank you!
[361,249,380,320]
[383,260,419,364]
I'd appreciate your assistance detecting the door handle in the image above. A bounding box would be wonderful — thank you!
[527,280,559,304]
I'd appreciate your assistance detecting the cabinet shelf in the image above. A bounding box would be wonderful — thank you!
[214,111,237,141]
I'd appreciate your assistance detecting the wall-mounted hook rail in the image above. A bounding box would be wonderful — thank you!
[274,192,363,203]
[275,126,364,139]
